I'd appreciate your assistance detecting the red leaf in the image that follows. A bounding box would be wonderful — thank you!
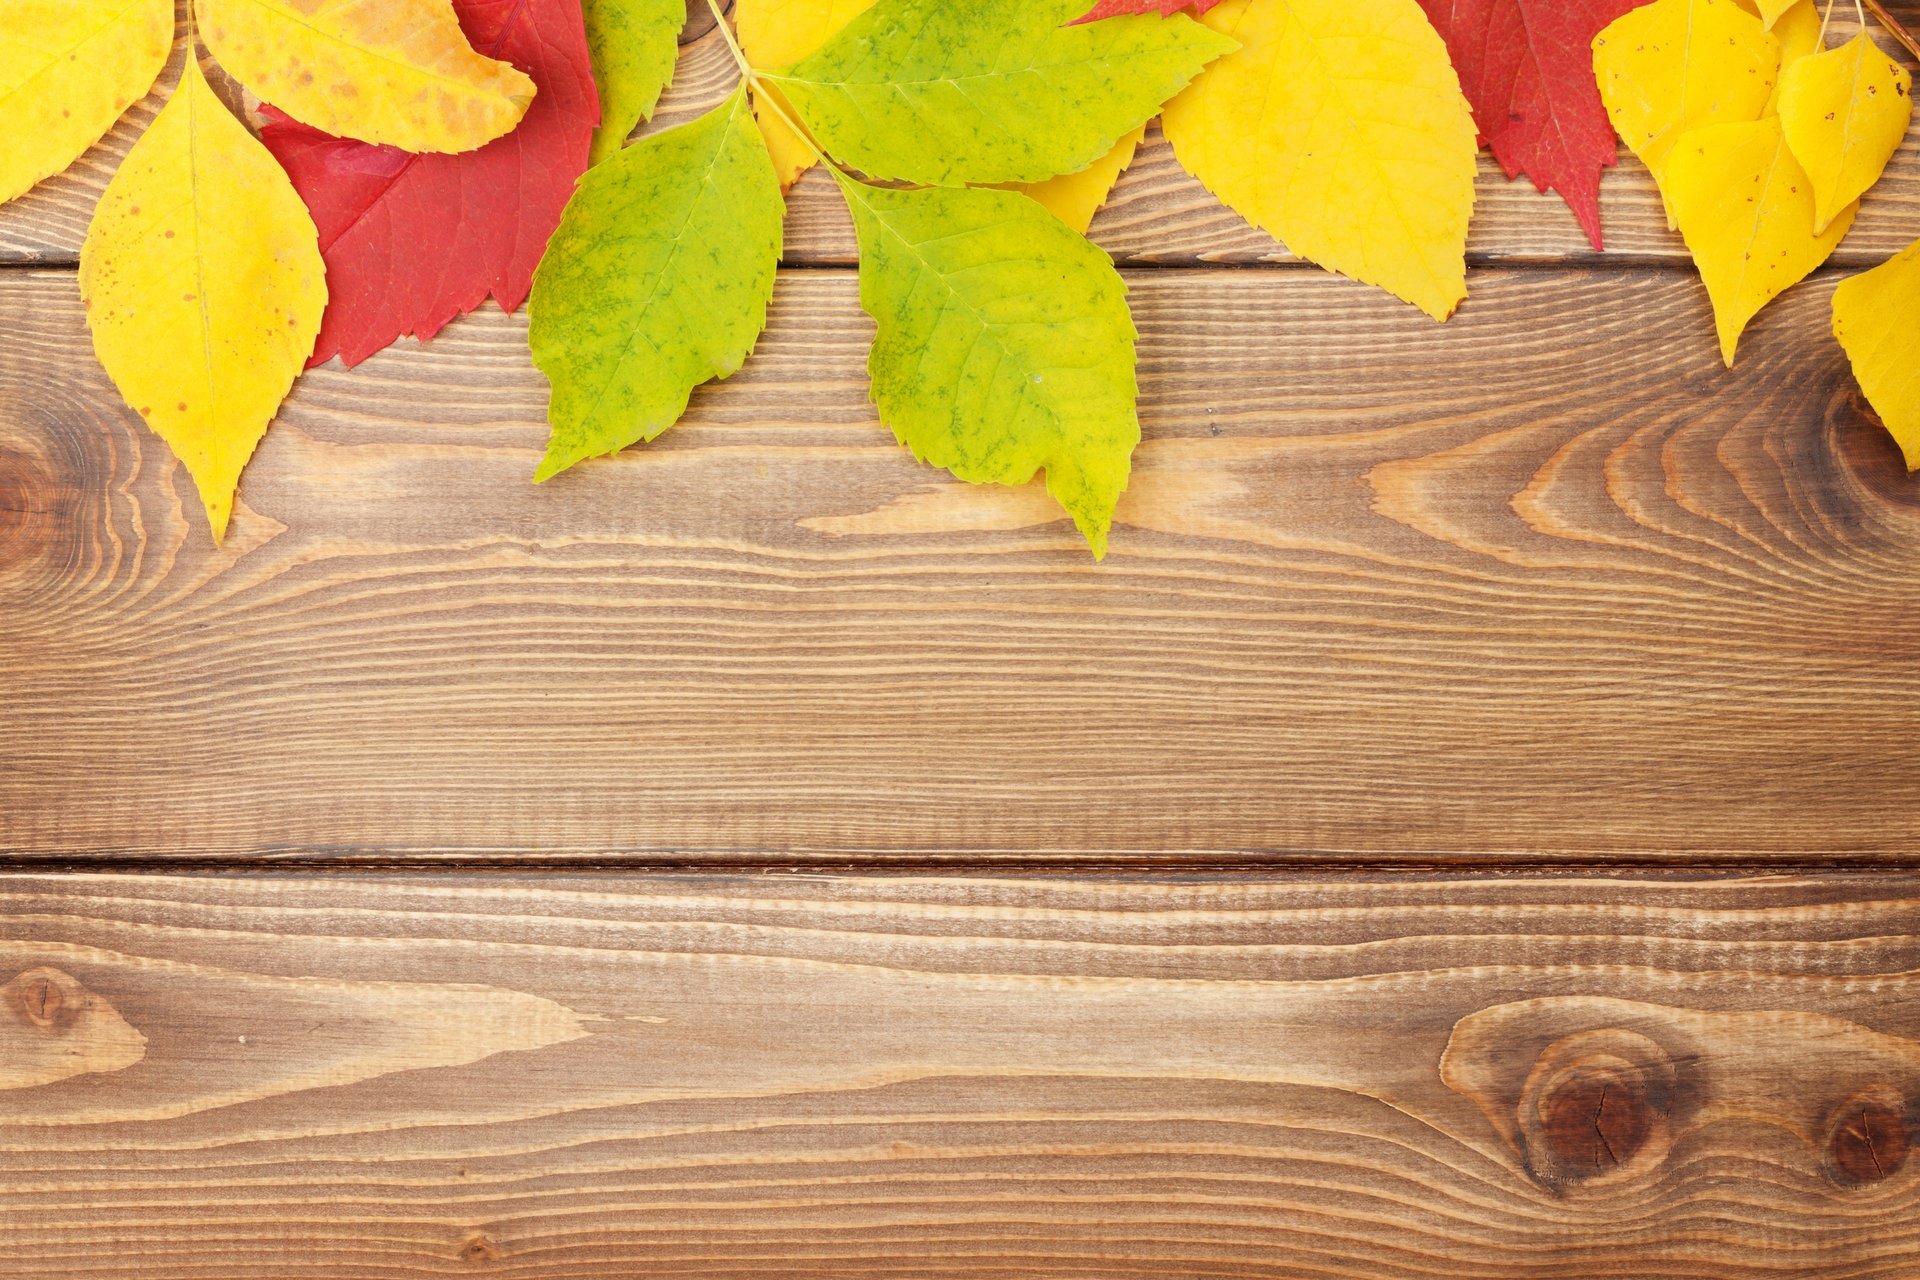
[1414,0,1650,250]
[261,0,600,369]
[1076,0,1228,19]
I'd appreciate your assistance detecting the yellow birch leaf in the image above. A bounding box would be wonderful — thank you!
[1750,0,1800,25]
[1593,0,1779,224]
[1161,0,1477,321]
[1016,126,1146,233]
[736,0,875,188]
[195,0,535,153]
[1778,32,1914,233]
[1834,236,1920,469]
[0,0,173,205]
[79,59,326,543]
[1664,115,1852,365]
[1761,0,1823,113]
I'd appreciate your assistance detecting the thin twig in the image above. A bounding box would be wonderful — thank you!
[1864,0,1920,63]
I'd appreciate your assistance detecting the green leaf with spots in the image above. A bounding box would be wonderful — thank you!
[582,0,686,166]
[837,176,1139,557]
[529,83,783,479]
[767,0,1235,185]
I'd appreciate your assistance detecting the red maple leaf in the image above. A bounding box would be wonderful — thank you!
[261,0,600,369]
[1075,0,1228,19]
[1414,0,1651,250]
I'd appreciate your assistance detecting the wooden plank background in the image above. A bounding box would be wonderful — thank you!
[3,870,1919,1279]
[1,6,1918,862]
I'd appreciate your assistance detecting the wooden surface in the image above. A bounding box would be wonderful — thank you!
[0,10,1918,862]
[1,871,1918,1278]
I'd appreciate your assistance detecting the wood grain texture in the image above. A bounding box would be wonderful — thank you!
[2,871,1919,1278]
[2,4,1917,269]
[2,265,1916,861]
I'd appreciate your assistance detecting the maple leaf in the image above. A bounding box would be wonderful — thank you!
[767,0,1235,185]
[1834,237,1920,471]
[1663,116,1852,365]
[0,0,173,206]
[196,0,535,152]
[1777,32,1914,234]
[261,0,600,369]
[582,0,685,165]
[836,177,1140,557]
[529,84,783,481]
[1413,0,1649,251]
[1161,0,1479,320]
[79,59,327,543]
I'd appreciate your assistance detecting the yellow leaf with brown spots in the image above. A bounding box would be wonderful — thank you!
[79,58,326,543]
[0,0,173,205]
[1834,236,1920,470]
[195,0,535,153]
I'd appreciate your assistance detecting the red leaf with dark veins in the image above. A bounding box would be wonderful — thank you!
[1076,0,1228,20]
[1414,0,1651,250]
[261,0,599,368]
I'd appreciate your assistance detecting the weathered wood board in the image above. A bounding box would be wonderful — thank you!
[3,872,1919,1279]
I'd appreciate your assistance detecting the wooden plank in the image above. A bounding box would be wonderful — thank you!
[3,266,1916,862]
[1,870,1918,1277]
[3,5,1918,269]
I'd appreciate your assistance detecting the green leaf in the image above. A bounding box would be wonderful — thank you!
[529,83,783,480]
[837,176,1140,557]
[769,0,1235,185]
[582,0,687,166]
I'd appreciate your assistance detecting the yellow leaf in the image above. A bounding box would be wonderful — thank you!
[1017,126,1146,234]
[1834,237,1920,470]
[0,0,173,205]
[736,0,875,188]
[1664,116,1852,365]
[1746,0,1801,26]
[1761,0,1823,113]
[195,0,535,153]
[1593,0,1779,223]
[1161,0,1477,320]
[79,59,326,543]
[1778,32,1914,234]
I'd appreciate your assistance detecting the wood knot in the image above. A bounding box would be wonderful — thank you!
[6,967,78,1029]
[460,1232,501,1264]
[1825,1085,1910,1188]
[1518,1028,1677,1188]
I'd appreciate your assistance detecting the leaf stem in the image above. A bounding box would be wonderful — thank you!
[699,0,849,178]
[1865,0,1920,62]
[703,0,751,80]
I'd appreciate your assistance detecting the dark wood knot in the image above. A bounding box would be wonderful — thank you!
[1826,1086,1910,1187]
[7,967,78,1029]
[460,1232,501,1264]
[1518,1028,1677,1188]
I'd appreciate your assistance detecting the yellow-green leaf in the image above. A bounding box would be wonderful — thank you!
[1161,0,1478,320]
[736,0,875,187]
[1017,127,1146,234]
[1593,0,1779,220]
[195,0,535,152]
[1833,237,1920,470]
[1778,32,1914,234]
[1663,115,1852,365]
[583,0,685,166]
[79,58,326,543]
[0,0,173,205]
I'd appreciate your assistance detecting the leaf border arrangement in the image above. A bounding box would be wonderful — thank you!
[3,0,1917,555]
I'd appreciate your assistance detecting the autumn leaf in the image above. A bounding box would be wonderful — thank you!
[1762,0,1824,111]
[1077,0,1227,15]
[1413,0,1649,250]
[1834,236,1920,470]
[768,0,1234,185]
[0,0,173,206]
[1777,32,1914,233]
[261,0,599,368]
[529,84,782,481]
[1592,0,1780,220]
[736,0,876,187]
[1663,116,1852,365]
[196,0,536,152]
[79,58,326,542]
[836,177,1139,557]
[1161,0,1479,320]
[1017,127,1147,233]
[582,0,684,165]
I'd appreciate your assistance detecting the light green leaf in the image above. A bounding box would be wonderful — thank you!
[838,176,1140,557]
[770,0,1235,185]
[529,83,783,480]
[582,0,686,166]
